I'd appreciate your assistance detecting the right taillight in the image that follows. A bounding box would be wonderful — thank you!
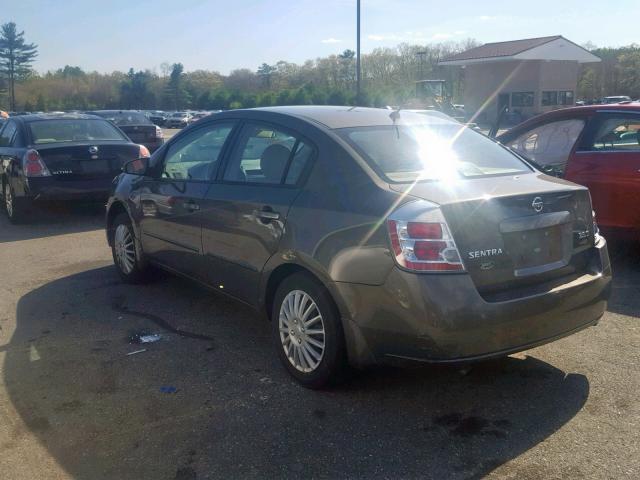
[22,149,52,177]
[387,201,465,272]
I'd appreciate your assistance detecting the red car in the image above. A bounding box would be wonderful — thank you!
[498,104,640,234]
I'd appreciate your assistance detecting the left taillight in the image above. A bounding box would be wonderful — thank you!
[22,149,51,177]
[138,145,151,158]
[387,200,465,272]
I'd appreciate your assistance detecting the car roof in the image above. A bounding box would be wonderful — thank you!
[11,113,103,123]
[236,105,452,129]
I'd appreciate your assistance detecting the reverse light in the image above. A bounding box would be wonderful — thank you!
[22,149,51,177]
[387,201,465,272]
[138,145,151,158]
[155,125,164,139]
[592,210,602,244]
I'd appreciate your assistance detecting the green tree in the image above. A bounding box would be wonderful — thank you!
[35,93,46,111]
[165,63,189,109]
[0,22,38,110]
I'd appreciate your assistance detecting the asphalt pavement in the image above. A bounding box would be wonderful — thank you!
[0,206,638,479]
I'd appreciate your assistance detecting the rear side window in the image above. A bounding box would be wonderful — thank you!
[338,122,529,183]
[588,116,640,152]
[28,119,128,144]
[0,121,17,147]
[223,123,313,185]
[509,119,585,167]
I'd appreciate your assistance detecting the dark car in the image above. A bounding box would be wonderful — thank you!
[0,113,149,223]
[497,104,640,234]
[148,111,167,127]
[105,106,611,388]
[88,110,164,153]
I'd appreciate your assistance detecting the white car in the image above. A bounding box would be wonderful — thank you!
[165,112,192,128]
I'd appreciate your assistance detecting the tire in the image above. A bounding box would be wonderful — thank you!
[272,272,347,389]
[111,213,151,284]
[3,181,30,224]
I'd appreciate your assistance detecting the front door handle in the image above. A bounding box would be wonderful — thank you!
[183,201,200,211]
[256,208,280,222]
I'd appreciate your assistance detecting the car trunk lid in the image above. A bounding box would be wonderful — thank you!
[390,173,595,296]
[36,142,140,180]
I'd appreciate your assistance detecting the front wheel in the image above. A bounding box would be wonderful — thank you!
[111,213,151,283]
[272,273,346,389]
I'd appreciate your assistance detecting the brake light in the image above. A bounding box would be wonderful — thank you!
[22,149,51,177]
[155,126,164,139]
[387,201,465,272]
[138,145,151,158]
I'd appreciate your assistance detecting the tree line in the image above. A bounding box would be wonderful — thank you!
[1,20,639,112]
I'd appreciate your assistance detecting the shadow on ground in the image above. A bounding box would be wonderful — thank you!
[0,203,104,243]
[4,265,590,479]
[604,235,640,317]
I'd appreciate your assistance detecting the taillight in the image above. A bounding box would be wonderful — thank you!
[155,126,163,139]
[22,149,51,177]
[387,201,465,272]
[138,145,151,158]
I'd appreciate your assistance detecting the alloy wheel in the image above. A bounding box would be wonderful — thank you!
[278,290,326,373]
[114,224,136,275]
[5,185,13,218]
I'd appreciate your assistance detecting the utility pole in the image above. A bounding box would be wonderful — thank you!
[416,51,427,81]
[356,0,361,104]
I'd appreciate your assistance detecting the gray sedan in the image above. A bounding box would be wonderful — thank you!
[105,106,611,388]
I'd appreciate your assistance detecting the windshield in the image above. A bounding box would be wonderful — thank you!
[94,111,153,126]
[338,122,530,182]
[28,119,128,144]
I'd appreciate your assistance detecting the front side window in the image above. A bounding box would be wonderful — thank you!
[511,92,534,107]
[28,119,127,144]
[589,116,640,152]
[509,119,585,168]
[338,121,530,183]
[223,123,312,185]
[162,122,235,180]
[542,91,558,106]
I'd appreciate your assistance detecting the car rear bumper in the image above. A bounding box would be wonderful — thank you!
[335,237,612,367]
[24,176,114,202]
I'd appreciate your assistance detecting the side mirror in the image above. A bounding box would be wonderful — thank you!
[123,157,150,175]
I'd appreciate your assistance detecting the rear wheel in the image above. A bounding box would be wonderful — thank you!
[3,181,30,224]
[111,213,150,283]
[272,273,346,389]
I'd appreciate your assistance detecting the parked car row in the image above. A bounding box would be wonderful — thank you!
[144,110,221,128]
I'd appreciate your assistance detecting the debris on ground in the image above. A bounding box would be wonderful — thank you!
[129,331,162,344]
[160,386,178,394]
[126,349,147,356]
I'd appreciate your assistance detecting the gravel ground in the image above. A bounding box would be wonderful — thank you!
[0,206,638,480]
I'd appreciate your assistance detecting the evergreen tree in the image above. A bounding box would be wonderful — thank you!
[0,22,38,110]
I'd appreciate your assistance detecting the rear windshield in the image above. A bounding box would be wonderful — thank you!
[94,111,153,126]
[28,119,128,145]
[338,122,530,182]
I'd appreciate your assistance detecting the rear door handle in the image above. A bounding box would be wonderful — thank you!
[183,201,200,211]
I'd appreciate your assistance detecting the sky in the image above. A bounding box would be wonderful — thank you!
[3,0,639,74]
